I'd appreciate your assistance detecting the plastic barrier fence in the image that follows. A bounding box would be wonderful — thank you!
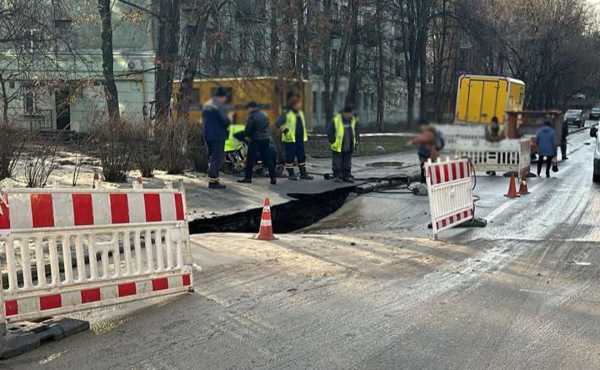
[425,158,475,239]
[436,125,532,177]
[0,187,193,323]
[451,139,531,176]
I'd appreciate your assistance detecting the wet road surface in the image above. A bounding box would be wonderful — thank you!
[5,130,600,370]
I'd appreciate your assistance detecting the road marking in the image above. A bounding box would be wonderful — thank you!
[485,181,544,222]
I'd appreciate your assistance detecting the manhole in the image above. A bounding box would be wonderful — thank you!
[367,161,405,168]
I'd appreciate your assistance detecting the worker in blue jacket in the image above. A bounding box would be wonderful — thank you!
[203,87,231,189]
[536,121,557,178]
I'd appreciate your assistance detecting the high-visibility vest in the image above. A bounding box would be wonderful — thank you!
[281,110,308,143]
[224,124,246,152]
[331,114,357,153]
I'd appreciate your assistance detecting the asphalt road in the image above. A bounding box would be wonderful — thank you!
[4,129,600,370]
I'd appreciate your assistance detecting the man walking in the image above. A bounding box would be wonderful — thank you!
[536,121,557,178]
[203,87,231,189]
[560,118,569,160]
[276,94,313,181]
[238,102,277,185]
[327,105,358,183]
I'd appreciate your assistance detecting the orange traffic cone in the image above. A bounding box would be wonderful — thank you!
[505,175,520,198]
[518,179,530,195]
[256,198,276,241]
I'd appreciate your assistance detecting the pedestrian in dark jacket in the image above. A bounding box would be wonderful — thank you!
[203,87,231,189]
[275,94,313,181]
[560,119,569,160]
[536,121,557,178]
[327,105,359,183]
[238,102,277,185]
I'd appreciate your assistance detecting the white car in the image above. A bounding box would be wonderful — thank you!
[564,109,584,128]
[591,125,600,183]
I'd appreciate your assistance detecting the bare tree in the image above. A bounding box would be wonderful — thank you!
[98,0,121,122]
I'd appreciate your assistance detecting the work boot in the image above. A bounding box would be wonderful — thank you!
[270,177,277,185]
[287,168,298,181]
[209,181,226,190]
[237,178,252,184]
[299,166,314,180]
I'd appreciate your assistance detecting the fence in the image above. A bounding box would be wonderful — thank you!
[425,158,475,239]
[450,138,531,177]
[436,125,531,177]
[0,186,193,325]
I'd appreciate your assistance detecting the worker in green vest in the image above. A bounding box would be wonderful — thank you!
[327,105,359,183]
[224,113,246,153]
[275,94,313,180]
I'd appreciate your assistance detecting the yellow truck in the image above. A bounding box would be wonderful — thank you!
[455,75,525,125]
[172,76,313,128]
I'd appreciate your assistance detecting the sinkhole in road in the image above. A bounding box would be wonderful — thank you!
[188,187,354,234]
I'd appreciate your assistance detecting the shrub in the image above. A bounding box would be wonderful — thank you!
[131,119,160,178]
[158,118,188,175]
[0,121,26,180]
[91,119,133,183]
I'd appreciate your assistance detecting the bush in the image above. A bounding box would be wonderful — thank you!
[187,121,208,172]
[158,118,188,175]
[0,121,26,180]
[91,119,133,183]
[24,135,60,188]
[131,120,160,178]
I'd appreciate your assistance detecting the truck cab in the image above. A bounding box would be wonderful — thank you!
[591,125,600,183]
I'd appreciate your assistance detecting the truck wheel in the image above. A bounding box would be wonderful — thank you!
[594,173,600,184]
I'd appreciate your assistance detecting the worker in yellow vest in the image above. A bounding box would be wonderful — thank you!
[224,116,246,154]
[327,105,359,183]
[275,94,313,180]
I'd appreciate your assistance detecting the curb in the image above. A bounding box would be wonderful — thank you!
[0,318,89,359]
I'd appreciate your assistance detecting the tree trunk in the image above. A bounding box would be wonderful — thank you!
[270,0,280,75]
[155,0,181,125]
[98,0,120,123]
[0,74,8,125]
[345,0,360,109]
[375,0,385,132]
[322,0,333,122]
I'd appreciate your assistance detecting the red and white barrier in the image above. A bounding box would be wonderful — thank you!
[0,190,184,231]
[425,158,475,239]
[0,187,192,324]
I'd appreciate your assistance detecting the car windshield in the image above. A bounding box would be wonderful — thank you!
[593,108,600,113]
[566,110,580,116]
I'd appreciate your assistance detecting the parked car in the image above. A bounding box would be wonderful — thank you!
[564,109,584,128]
[591,125,600,183]
[590,107,600,120]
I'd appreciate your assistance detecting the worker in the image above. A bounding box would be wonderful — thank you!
[486,116,504,142]
[536,121,557,178]
[224,113,246,154]
[410,125,440,184]
[203,87,231,189]
[327,105,358,183]
[485,116,504,176]
[238,102,277,185]
[276,94,313,180]
[560,118,569,160]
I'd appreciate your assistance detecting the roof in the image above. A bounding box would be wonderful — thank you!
[459,74,525,86]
